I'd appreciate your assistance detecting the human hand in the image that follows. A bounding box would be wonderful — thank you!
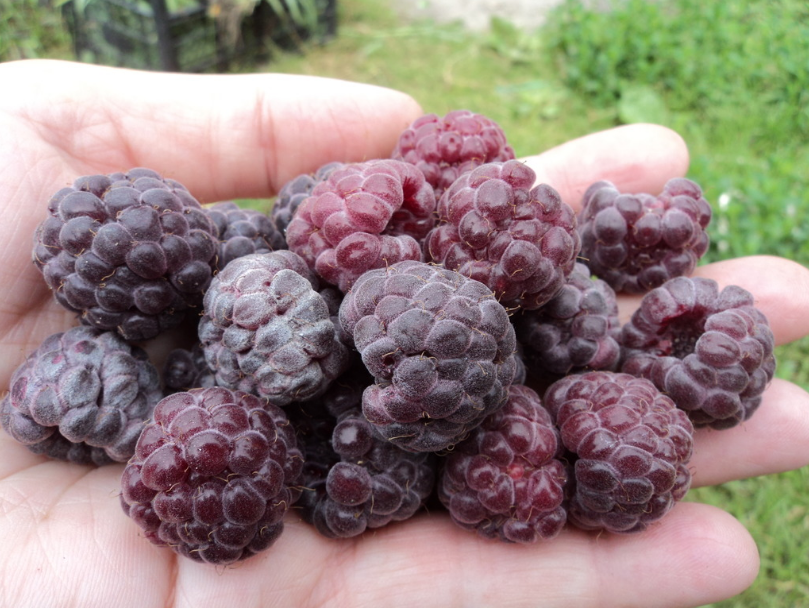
[1,59,808,608]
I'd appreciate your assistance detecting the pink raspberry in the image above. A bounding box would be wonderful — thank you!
[438,384,568,543]
[285,159,436,292]
[426,160,581,310]
[392,109,515,197]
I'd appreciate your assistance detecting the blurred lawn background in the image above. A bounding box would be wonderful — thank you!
[3,0,808,605]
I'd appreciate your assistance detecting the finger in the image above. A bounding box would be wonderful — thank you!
[616,255,809,345]
[168,506,757,608]
[689,378,809,487]
[520,124,690,211]
[0,59,423,201]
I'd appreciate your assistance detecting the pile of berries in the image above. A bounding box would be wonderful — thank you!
[1,110,776,566]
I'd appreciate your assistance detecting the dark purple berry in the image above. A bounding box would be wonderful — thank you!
[290,396,435,539]
[392,110,515,197]
[119,387,302,565]
[32,168,218,341]
[516,262,621,375]
[0,326,162,465]
[438,384,567,543]
[285,159,437,292]
[199,251,350,405]
[544,371,694,534]
[425,160,581,310]
[205,201,286,270]
[577,178,712,294]
[620,276,776,429]
[163,344,215,392]
[339,260,520,452]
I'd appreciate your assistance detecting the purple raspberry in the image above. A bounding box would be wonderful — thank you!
[620,276,776,429]
[545,371,694,534]
[339,260,519,452]
[290,397,435,539]
[285,159,437,293]
[0,326,162,465]
[577,178,712,294]
[198,251,350,405]
[32,168,218,341]
[205,201,286,270]
[425,160,581,310]
[392,109,515,197]
[120,387,302,565]
[438,384,568,543]
[516,262,621,375]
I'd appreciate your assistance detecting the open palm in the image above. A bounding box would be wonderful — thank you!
[1,60,808,608]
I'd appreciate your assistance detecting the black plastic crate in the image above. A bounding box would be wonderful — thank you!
[64,0,337,73]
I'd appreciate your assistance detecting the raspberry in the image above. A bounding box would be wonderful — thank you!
[32,168,218,341]
[198,251,351,405]
[425,161,581,310]
[620,276,776,429]
[339,260,519,452]
[290,399,436,539]
[0,326,162,465]
[438,384,567,543]
[271,162,344,239]
[544,371,694,534]
[515,262,621,375]
[392,109,515,197]
[163,344,215,393]
[205,201,286,270]
[577,178,712,294]
[119,387,302,565]
[285,159,437,293]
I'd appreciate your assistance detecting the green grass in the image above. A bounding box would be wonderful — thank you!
[3,0,808,605]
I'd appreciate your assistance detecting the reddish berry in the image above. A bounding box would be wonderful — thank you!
[120,387,302,565]
[426,160,580,310]
[392,109,515,197]
[438,385,567,543]
[285,159,436,292]
[545,371,694,534]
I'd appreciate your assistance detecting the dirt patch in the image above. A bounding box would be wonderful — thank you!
[394,0,566,31]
